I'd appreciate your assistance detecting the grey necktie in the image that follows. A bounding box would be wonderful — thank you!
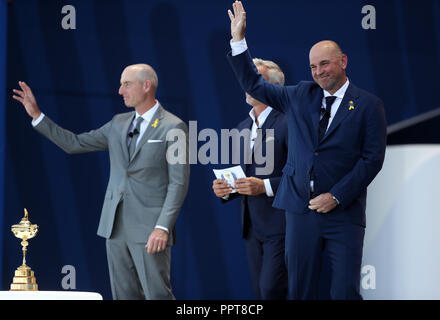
[128,117,144,160]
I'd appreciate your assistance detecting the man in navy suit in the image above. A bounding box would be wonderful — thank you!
[212,58,288,299]
[226,1,387,299]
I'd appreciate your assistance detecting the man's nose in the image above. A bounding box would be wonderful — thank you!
[316,66,324,75]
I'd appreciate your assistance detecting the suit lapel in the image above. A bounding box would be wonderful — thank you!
[122,112,136,162]
[321,83,359,142]
[129,104,165,162]
[311,89,324,146]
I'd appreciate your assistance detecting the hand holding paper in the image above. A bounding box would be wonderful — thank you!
[235,177,266,196]
[212,179,233,198]
[213,165,246,193]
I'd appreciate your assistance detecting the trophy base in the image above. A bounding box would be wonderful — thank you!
[10,264,38,291]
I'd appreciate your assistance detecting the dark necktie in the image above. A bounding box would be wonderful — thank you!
[128,117,144,160]
[318,96,336,141]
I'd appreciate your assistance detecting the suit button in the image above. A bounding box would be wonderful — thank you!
[314,152,319,156]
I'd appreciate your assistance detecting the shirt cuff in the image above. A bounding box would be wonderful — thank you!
[332,194,340,205]
[31,113,45,127]
[230,38,248,56]
[222,194,230,200]
[263,179,274,197]
[155,225,169,233]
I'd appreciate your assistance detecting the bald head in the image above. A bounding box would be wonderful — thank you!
[309,40,347,94]
[119,63,158,112]
[125,64,158,93]
[310,40,344,58]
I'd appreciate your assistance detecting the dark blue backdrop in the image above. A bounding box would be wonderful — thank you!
[1,0,439,299]
[0,0,7,289]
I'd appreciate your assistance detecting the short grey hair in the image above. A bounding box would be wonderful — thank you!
[130,64,159,92]
[253,58,285,85]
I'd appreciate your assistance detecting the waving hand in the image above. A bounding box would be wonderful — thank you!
[228,1,247,42]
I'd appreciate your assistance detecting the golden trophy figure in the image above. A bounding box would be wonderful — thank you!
[10,208,39,291]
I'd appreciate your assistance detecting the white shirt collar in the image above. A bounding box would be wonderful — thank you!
[134,100,160,123]
[323,78,350,99]
[249,106,273,127]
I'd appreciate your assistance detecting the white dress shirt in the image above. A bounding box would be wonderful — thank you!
[321,79,350,129]
[249,107,274,197]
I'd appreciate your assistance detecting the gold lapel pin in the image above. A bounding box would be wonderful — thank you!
[151,118,159,128]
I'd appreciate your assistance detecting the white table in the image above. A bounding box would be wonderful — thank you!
[0,291,103,300]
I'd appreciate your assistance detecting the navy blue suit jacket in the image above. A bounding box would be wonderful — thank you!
[226,108,288,239]
[228,50,387,227]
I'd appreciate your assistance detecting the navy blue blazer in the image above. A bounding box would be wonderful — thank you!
[228,50,387,227]
[226,108,288,240]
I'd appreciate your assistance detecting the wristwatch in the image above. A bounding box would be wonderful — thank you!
[332,195,340,205]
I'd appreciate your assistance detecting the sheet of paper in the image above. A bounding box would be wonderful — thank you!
[213,165,247,193]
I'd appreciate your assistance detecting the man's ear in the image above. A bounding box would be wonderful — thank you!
[143,80,153,92]
[341,54,348,70]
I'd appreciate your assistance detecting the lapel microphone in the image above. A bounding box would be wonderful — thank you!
[128,128,139,138]
[252,128,262,141]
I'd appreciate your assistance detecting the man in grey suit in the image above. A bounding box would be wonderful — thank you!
[12,64,190,300]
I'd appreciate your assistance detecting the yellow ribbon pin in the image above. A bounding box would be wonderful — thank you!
[151,118,159,128]
[348,100,355,110]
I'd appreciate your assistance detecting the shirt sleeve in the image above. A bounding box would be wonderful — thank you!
[264,178,274,197]
[230,38,248,56]
[155,225,169,233]
[31,113,45,127]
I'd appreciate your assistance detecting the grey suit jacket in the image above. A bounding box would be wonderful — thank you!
[34,104,190,245]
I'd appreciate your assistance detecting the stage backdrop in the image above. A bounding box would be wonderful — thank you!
[0,0,7,289]
[2,0,440,299]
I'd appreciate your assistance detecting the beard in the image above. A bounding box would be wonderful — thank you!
[315,74,341,92]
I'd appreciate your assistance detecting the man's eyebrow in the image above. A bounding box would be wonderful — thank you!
[310,59,331,66]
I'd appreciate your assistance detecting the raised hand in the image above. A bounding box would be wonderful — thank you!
[12,81,41,120]
[227,1,246,42]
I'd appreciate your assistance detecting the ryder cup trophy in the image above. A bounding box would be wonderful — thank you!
[10,208,39,291]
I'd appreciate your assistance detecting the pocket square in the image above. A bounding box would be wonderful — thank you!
[147,139,163,143]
